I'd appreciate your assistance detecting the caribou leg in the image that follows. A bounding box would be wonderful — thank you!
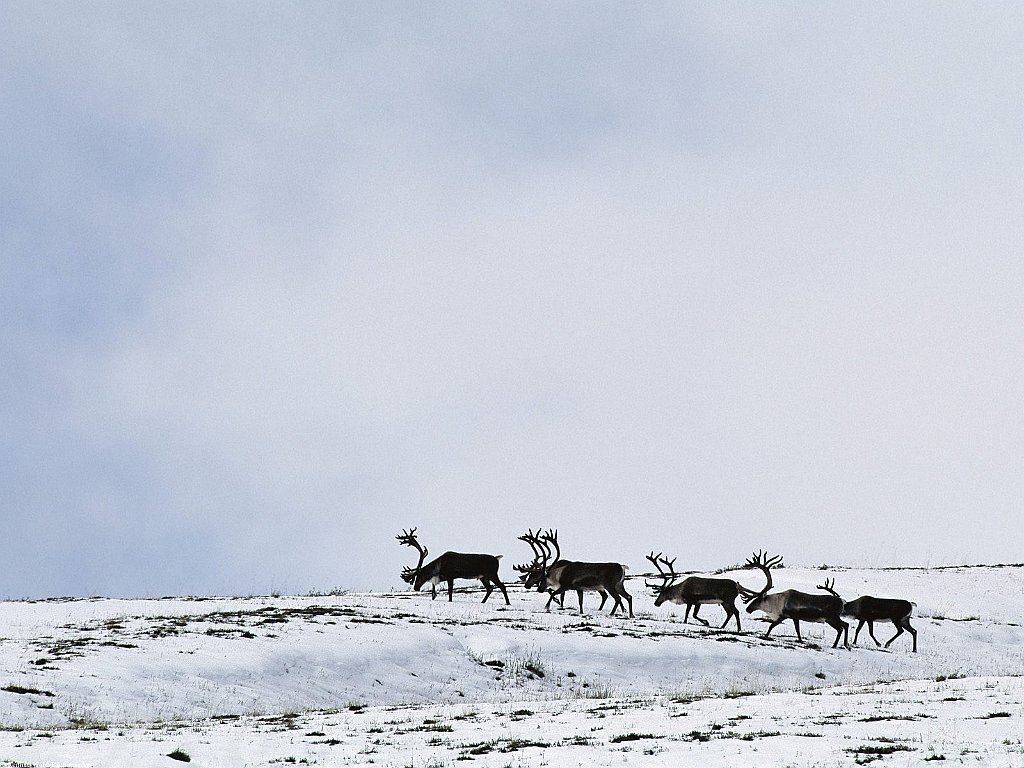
[691,604,711,627]
[889,618,917,652]
[545,591,566,609]
[721,602,741,632]
[480,576,509,605]
[852,619,867,645]
[618,584,633,618]
[494,578,510,605]
[764,617,785,638]
[883,620,903,646]
[884,617,917,652]
[549,587,571,612]
[827,617,850,649]
[545,589,564,611]
[865,619,882,646]
[906,618,918,652]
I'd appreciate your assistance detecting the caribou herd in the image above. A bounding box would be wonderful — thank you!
[396,528,919,652]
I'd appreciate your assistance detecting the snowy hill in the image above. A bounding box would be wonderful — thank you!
[1,564,1022,766]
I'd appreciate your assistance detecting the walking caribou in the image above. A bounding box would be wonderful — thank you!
[841,595,918,652]
[514,529,610,612]
[516,528,632,618]
[396,528,510,604]
[741,551,849,649]
[645,552,749,631]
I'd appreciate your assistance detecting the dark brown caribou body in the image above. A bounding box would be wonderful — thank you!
[843,596,918,652]
[515,530,611,612]
[396,528,510,604]
[516,529,632,618]
[645,552,748,631]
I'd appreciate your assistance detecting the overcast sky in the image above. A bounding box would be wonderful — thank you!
[3,4,1024,599]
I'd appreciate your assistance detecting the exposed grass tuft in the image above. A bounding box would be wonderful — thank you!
[609,732,658,743]
[846,743,914,756]
[2,684,56,697]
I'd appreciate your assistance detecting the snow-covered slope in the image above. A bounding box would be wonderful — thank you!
[0,565,1022,766]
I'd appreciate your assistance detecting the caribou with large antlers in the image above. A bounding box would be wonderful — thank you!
[396,528,510,604]
[645,552,748,631]
[517,529,632,618]
[741,551,849,649]
[842,595,918,652]
[515,529,610,611]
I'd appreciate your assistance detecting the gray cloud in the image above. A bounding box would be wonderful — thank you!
[3,4,1024,597]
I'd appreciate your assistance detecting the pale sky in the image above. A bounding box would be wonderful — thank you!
[3,4,1024,598]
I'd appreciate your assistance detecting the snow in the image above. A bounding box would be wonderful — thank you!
[1,564,1022,766]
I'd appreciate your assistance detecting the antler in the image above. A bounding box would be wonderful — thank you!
[396,527,428,583]
[745,550,784,571]
[645,551,664,572]
[515,528,550,585]
[518,529,549,566]
[391,528,423,552]
[645,551,678,592]
[816,578,841,598]
[540,529,561,563]
[742,550,783,602]
[517,528,544,558]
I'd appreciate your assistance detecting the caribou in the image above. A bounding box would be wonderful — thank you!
[517,529,633,618]
[396,528,510,604]
[514,529,610,612]
[645,552,748,631]
[742,551,849,649]
[842,595,918,652]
